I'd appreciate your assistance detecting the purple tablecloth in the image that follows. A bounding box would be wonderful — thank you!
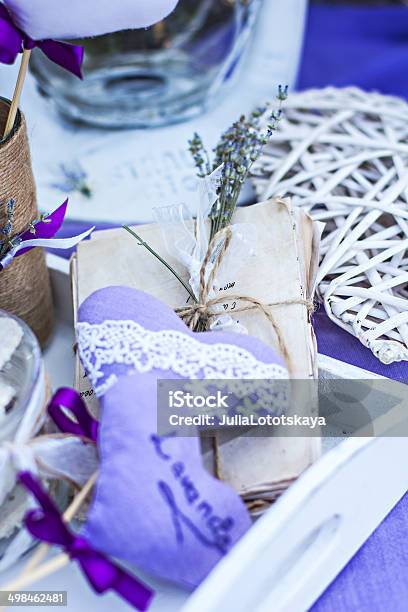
[298,4,408,100]
[312,492,408,612]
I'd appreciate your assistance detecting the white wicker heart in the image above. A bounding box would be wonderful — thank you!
[252,87,408,365]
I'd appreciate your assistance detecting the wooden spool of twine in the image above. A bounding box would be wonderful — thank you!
[0,98,53,346]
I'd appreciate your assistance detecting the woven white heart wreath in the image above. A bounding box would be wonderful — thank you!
[252,87,408,365]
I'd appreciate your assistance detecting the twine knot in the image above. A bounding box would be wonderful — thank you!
[175,227,314,367]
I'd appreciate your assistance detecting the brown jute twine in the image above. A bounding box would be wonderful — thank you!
[0,98,53,346]
[175,226,314,368]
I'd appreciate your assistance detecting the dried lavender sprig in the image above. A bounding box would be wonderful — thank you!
[121,90,287,322]
[188,133,211,178]
[123,225,197,303]
[52,161,92,199]
[0,200,51,258]
[0,199,16,257]
[206,87,287,238]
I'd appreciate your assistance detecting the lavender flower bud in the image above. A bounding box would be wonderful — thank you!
[278,85,289,101]
[6,199,15,215]
[2,221,12,236]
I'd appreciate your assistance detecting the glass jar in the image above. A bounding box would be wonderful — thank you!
[0,310,45,569]
[0,310,44,443]
[30,0,262,128]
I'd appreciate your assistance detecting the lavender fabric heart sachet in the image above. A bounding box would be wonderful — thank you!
[76,287,288,588]
[82,374,249,588]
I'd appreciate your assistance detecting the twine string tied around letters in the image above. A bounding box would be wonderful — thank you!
[175,227,315,366]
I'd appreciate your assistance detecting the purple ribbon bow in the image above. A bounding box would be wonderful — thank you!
[17,198,69,257]
[0,199,94,271]
[0,4,83,77]
[48,387,99,442]
[18,471,154,611]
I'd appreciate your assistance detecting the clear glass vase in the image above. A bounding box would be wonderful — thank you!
[30,0,262,129]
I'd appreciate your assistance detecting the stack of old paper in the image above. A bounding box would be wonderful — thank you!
[72,198,321,511]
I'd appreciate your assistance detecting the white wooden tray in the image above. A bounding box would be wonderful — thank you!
[3,254,404,612]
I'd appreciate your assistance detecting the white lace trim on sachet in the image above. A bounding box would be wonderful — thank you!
[76,319,288,396]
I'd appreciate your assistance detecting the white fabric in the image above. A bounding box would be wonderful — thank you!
[4,0,179,40]
[2,227,95,271]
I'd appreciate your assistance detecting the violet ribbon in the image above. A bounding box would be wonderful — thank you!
[0,199,94,271]
[48,387,99,442]
[0,4,83,77]
[18,199,70,252]
[18,471,154,611]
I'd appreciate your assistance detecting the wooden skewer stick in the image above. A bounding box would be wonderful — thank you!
[3,49,32,139]
[62,472,98,522]
[3,553,69,594]
[2,472,98,593]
